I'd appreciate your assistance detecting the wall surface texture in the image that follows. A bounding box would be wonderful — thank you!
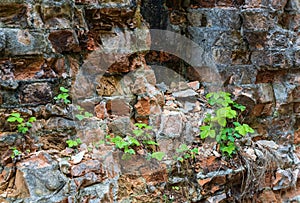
[0,0,299,202]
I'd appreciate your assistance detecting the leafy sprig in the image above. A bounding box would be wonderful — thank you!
[200,92,254,156]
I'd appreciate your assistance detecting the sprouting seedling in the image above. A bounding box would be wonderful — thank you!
[174,144,199,162]
[7,113,36,134]
[54,87,71,104]
[66,138,82,148]
[106,123,165,161]
[10,147,21,159]
[75,105,93,121]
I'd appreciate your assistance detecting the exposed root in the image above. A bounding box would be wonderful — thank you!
[236,142,282,202]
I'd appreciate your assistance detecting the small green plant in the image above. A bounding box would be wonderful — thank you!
[75,105,93,121]
[54,87,70,104]
[200,91,254,157]
[174,144,199,162]
[10,147,21,159]
[106,123,165,161]
[66,138,82,148]
[7,113,36,134]
[172,186,180,191]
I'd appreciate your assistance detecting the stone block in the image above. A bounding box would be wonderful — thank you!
[108,116,132,135]
[48,30,80,53]
[267,30,291,50]
[188,8,241,29]
[0,3,28,28]
[41,0,73,29]
[188,26,223,48]
[191,0,244,8]
[219,65,257,85]
[158,111,184,139]
[5,29,47,55]
[257,83,274,103]
[244,31,268,50]
[283,0,300,12]
[20,82,53,104]
[16,152,68,200]
[134,97,150,117]
[214,31,246,49]
[212,48,232,65]
[251,51,292,68]
[241,9,274,31]
[95,102,108,120]
[96,76,123,96]
[107,97,131,116]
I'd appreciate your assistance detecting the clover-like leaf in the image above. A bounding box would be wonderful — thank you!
[151,152,165,161]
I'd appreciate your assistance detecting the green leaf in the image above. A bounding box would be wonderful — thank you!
[204,113,211,123]
[7,116,17,122]
[143,140,158,145]
[77,105,84,111]
[177,157,184,162]
[208,129,216,138]
[64,99,71,104]
[128,136,140,146]
[16,117,24,123]
[75,114,85,121]
[177,144,189,153]
[28,117,36,123]
[217,117,227,127]
[228,135,235,142]
[66,140,76,148]
[132,129,143,137]
[233,122,241,127]
[19,127,28,134]
[134,123,147,129]
[151,152,165,161]
[60,87,69,93]
[11,113,21,118]
[84,112,93,118]
[234,133,241,138]
[235,124,254,136]
[124,148,136,155]
[233,103,246,111]
[75,138,82,144]
[220,142,236,156]
[191,148,199,154]
[206,93,213,99]
[216,134,222,142]
[26,122,32,128]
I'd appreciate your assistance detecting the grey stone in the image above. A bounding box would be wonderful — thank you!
[5,29,47,55]
[20,83,52,104]
[108,116,132,135]
[0,80,19,90]
[207,193,227,203]
[158,111,184,139]
[273,168,298,190]
[187,8,241,30]
[256,140,279,149]
[71,151,85,164]
[169,176,185,184]
[172,89,197,98]
[17,152,69,202]
[257,83,274,103]
[0,29,5,51]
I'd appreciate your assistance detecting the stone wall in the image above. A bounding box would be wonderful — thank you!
[0,0,299,202]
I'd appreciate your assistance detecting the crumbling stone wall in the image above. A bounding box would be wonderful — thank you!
[0,0,299,202]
